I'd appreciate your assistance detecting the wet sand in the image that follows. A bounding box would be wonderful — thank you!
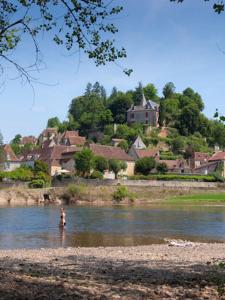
[0,243,225,299]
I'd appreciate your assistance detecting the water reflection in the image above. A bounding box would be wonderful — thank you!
[0,204,225,249]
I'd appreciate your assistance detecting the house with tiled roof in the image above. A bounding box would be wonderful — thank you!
[88,143,135,179]
[129,147,159,161]
[38,128,58,146]
[22,145,78,176]
[1,144,21,171]
[209,151,225,177]
[190,152,210,169]
[158,159,190,174]
[20,136,37,146]
[60,131,86,146]
[127,93,159,127]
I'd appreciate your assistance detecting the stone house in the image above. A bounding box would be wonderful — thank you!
[189,152,210,169]
[208,151,225,177]
[127,93,159,126]
[38,128,58,146]
[1,144,21,171]
[192,161,219,175]
[60,147,82,173]
[23,145,78,176]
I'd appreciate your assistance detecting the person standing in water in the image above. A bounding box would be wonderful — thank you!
[60,208,66,227]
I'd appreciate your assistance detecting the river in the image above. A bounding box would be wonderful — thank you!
[0,204,225,249]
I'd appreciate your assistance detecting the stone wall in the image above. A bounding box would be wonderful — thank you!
[52,177,220,190]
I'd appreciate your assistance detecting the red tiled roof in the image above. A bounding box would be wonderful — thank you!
[194,152,210,161]
[158,159,184,170]
[209,152,225,161]
[60,147,82,160]
[89,144,134,161]
[61,131,86,146]
[22,145,78,166]
[62,131,79,138]
[67,136,86,146]
[3,145,18,162]
[135,149,159,159]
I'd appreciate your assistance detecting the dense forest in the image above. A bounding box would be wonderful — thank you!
[45,81,225,156]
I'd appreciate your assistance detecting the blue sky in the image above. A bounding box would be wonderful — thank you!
[1,0,225,142]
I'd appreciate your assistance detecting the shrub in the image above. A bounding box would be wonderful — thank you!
[9,167,33,181]
[29,179,45,188]
[34,171,51,186]
[156,162,168,174]
[112,186,129,202]
[129,174,217,182]
[90,170,104,179]
[63,184,86,201]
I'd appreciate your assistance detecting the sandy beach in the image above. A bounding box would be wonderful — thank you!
[0,243,225,299]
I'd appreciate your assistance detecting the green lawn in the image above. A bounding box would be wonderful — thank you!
[169,193,225,203]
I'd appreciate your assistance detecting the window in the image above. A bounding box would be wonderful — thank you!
[131,113,135,119]
[146,112,148,118]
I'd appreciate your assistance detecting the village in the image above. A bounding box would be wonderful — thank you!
[0,92,224,183]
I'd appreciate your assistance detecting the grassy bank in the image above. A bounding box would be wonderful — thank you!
[168,193,225,203]
[1,184,225,205]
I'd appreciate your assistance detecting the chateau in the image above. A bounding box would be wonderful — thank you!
[127,93,159,127]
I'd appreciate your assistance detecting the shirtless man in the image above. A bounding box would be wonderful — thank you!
[60,208,66,227]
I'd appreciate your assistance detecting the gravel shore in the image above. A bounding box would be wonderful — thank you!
[0,243,225,299]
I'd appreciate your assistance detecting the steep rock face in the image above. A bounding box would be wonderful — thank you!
[0,188,64,205]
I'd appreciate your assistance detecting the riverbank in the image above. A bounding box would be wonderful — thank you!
[1,184,225,205]
[0,243,225,299]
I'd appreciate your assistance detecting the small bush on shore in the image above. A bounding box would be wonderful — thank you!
[112,186,129,202]
[29,179,45,188]
[62,184,86,202]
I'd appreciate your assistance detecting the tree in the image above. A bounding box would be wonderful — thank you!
[143,83,158,101]
[135,157,156,175]
[182,88,204,111]
[0,1,131,83]
[108,92,133,124]
[34,160,49,174]
[94,156,108,173]
[176,102,201,136]
[108,159,127,179]
[170,0,224,14]
[171,136,185,154]
[163,82,175,99]
[74,148,94,177]
[69,93,113,134]
[11,134,22,144]
[47,117,61,129]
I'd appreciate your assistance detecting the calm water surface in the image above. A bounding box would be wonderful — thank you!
[0,204,225,249]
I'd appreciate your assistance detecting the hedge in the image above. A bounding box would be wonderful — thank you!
[129,174,218,182]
